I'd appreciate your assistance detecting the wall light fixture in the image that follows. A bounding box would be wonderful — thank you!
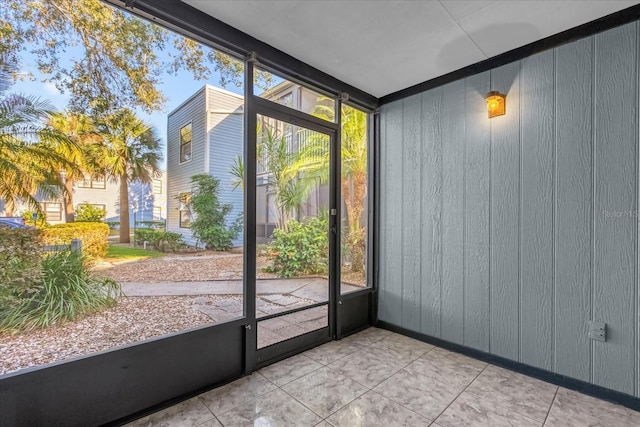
[486,91,506,118]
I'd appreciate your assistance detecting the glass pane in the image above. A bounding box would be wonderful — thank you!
[341,105,369,293]
[255,115,330,342]
[258,305,328,348]
[253,66,335,122]
[0,2,246,375]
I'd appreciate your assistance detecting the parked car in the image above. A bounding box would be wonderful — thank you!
[0,218,30,229]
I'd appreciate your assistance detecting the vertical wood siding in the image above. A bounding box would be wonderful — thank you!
[378,21,640,396]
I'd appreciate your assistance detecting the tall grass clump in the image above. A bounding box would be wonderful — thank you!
[1,249,121,331]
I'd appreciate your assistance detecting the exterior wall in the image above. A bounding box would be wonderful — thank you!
[74,179,120,223]
[206,86,244,247]
[6,174,165,225]
[167,87,207,246]
[379,22,640,397]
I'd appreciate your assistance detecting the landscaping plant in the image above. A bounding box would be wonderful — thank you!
[0,228,43,311]
[181,174,241,251]
[134,229,185,253]
[75,203,107,222]
[41,222,109,258]
[265,216,329,278]
[1,248,120,331]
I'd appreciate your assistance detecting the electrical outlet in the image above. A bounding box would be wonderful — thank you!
[588,321,606,342]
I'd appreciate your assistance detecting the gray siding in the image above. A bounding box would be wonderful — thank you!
[167,87,207,246]
[379,22,640,396]
[207,86,244,247]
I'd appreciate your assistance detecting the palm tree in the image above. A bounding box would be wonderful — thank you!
[300,101,368,235]
[297,100,368,272]
[0,94,77,216]
[47,112,103,222]
[98,109,162,243]
[231,123,311,230]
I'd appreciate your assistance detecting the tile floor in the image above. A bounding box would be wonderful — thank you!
[127,327,640,426]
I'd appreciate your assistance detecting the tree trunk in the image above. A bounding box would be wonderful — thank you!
[63,176,75,223]
[119,174,130,243]
[5,199,14,217]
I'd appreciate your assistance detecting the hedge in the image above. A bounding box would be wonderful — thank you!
[41,222,109,258]
[0,228,43,297]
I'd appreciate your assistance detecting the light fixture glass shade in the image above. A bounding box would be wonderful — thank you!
[486,91,506,118]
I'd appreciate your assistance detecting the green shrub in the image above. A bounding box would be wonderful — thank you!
[265,217,329,278]
[21,210,48,227]
[41,222,109,258]
[152,231,186,253]
[75,204,107,222]
[134,228,157,245]
[0,249,121,331]
[182,174,241,251]
[134,228,185,252]
[0,229,43,309]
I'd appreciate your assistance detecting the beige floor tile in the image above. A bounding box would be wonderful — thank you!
[465,364,557,421]
[198,372,277,416]
[258,353,323,386]
[326,390,431,427]
[545,387,640,427]
[373,368,460,420]
[216,388,322,427]
[435,391,540,427]
[282,366,368,418]
[327,347,405,388]
[304,339,363,365]
[127,397,215,427]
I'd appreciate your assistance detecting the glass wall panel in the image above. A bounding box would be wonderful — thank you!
[0,2,246,376]
[340,105,369,293]
[255,114,330,348]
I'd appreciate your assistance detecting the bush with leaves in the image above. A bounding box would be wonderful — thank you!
[41,222,109,258]
[1,249,121,331]
[75,203,106,222]
[0,228,43,311]
[265,217,329,278]
[134,228,185,252]
[21,210,48,227]
[182,174,241,251]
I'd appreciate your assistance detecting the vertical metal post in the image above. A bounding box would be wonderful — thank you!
[371,109,380,324]
[331,95,343,339]
[243,53,258,374]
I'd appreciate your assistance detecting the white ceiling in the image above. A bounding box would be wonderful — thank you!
[184,0,639,98]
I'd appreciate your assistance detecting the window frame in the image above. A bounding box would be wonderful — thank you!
[42,202,62,221]
[77,175,106,190]
[179,122,193,164]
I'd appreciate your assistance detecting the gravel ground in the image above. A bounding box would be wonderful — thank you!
[0,295,243,376]
[1,251,365,375]
[97,253,276,282]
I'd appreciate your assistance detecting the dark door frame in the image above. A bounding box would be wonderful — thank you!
[244,58,343,369]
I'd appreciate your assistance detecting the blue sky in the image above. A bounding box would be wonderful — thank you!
[10,46,245,170]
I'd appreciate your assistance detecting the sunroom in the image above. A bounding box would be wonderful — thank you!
[2,1,640,426]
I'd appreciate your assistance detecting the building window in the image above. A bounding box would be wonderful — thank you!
[152,179,162,194]
[78,175,106,189]
[153,206,162,220]
[180,123,192,163]
[276,93,293,108]
[178,193,191,228]
[42,202,62,221]
[179,210,190,228]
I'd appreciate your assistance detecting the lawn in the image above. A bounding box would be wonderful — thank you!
[105,245,166,261]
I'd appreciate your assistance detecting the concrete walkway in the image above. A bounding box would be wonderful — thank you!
[121,278,362,302]
[120,278,364,348]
